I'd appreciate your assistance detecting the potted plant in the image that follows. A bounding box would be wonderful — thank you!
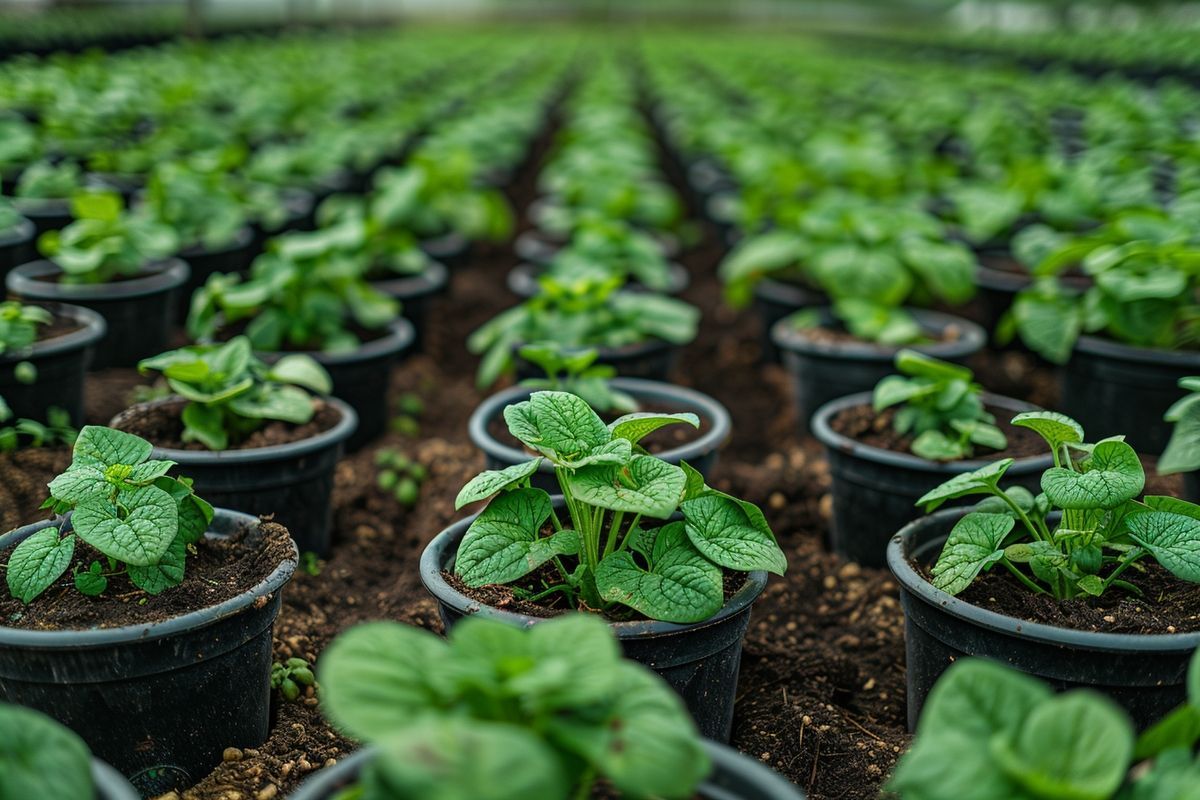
[6,190,187,369]
[422,390,786,740]
[887,650,1200,799]
[0,701,139,800]
[469,345,731,493]
[187,227,413,451]
[812,351,1052,566]
[888,410,1200,729]
[1160,376,1200,503]
[0,196,35,279]
[0,425,297,796]
[294,614,805,799]
[469,274,700,389]
[10,159,87,235]
[0,299,106,427]
[111,336,355,555]
[1006,206,1200,453]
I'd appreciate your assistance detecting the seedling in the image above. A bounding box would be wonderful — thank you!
[390,392,423,438]
[1160,377,1200,475]
[37,190,178,285]
[143,162,249,251]
[0,702,97,798]
[872,350,1006,461]
[321,614,710,800]
[453,391,785,623]
[375,448,427,507]
[518,343,638,414]
[300,551,322,577]
[917,410,1200,600]
[889,650,1200,800]
[0,401,75,452]
[0,301,51,357]
[271,657,317,703]
[137,336,332,451]
[3,426,213,603]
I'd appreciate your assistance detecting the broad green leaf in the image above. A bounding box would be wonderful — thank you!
[319,620,449,742]
[126,459,176,485]
[681,493,787,574]
[455,459,543,510]
[522,614,624,709]
[46,464,107,504]
[71,484,178,566]
[916,459,1014,511]
[1042,440,1144,510]
[912,430,969,461]
[181,402,227,451]
[873,375,938,412]
[569,455,686,519]
[228,385,315,424]
[1012,289,1083,365]
[267,354,332,394]
[607,412,699,445]
[1134,705,1200,760]
[5,528,74,603]
[71,425,153,469]
[1126,511,1200,582]
[931,512,1014,595]
[916,658,1050,740]
[887,730,1021,800]
[503,391,611,464]
[595,523,723,623]
[456,488,576,587]
[0,702,96,800]
[996,691,1133,800]
[679,460,707,502]
[1011,410,1084,453]
[127,533,186,595]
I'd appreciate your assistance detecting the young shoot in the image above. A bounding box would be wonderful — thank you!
[1159,376,1200,476]
[517,343,638,414]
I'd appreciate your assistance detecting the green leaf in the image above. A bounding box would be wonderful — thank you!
[595,523,723,623]
[1134,705,1200,760]
[1042,440,1144,510]
[916,459,1014,511]
[455,488,577,587]
[266,354,332,394]
[569,455,686,519]
[71,484,178,566]
[0,702,96,800]
[181,402,227,451]
[455,459,543,510]
[71,425,153,469]
[931,512,1014,595]
[503,391,612,464]
[912,430,969,461]
[1013,288,1083,365]
[681,493,787,574]
[319,620,449,742]
[1011,410,1084,453]
[996,691,1133,800]
[607,412,699,445]
[127,533,187,595]
[73,562,106,596]
[46,464,107,504]
[227,385,315,424]
[1126,511,1200,583]
[5,528,73,603]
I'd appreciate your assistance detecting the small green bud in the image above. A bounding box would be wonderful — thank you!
[396,477,419,506]
[281,678,300,702]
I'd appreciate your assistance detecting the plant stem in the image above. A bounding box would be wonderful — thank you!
[574,769,596,800]
[1000,558,1049,595]
[1103,548,1146,591]
[997,489,1045,543]
[616,513,643,552]
[602,511,625,558]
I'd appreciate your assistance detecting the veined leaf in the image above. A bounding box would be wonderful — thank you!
[931,512,1013,595]
[455,459,543,510]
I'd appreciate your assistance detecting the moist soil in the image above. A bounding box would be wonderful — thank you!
[788,320,958,347]
[485,399,711,455]
[0,520,293,631]
[48,104,1182,800]
[111,399,340,451]
[828,403,1046,460]
[36,312,84,343]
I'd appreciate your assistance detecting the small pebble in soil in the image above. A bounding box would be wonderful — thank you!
[223,748,243,762]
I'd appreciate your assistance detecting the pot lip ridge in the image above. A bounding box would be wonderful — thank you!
[0,216,35,246]
[886,506,1200,652]
[1073,333,1200,368]
[810,391,1054,476]
[0,301,107,364]
[270,317,416,367]
[770,306,986,362]
[468,377,732,473]
[0,508,298,649]
[6,258,191,301]
[368,258,449,297]
[420,502,767,639]
[110,395,358,464]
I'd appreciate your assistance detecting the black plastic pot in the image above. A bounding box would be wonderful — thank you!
[468,377,731,493]
[0,510,298,796]
[369,260,449,353]
[1062,336,1200,455]
[514,227,682,267]
[420,231,471,268]
[93,760,140,800]
[266,318,415,452]
[773,307,987,435]
[421,505,767,742]
[752,278,825,363]
[888,507,1200,731]
[12,197,72,237]
[177,226,258,317]
[506,260,690,299]
[291,741,805,800]
[110,397,356,556]
[813,392,1051,567]
[0,217,35,281]
[513,338,680,384]
[7,259,190,369]
[974,251,1092,333]
[0,302,105,426]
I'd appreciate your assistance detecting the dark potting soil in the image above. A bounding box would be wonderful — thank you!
[484,399,711,456]
[788,321,957,348]
[35,312,84,343]
[110,399,340,451]
[929,561,1200,635]
[828,403,1046,461]
[0,447,71,532]
[0,520,293,631]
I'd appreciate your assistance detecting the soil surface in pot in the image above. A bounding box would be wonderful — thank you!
[784,320,959,347]
[112,399,340,451]
[0,519,293,630]
[485,399,712,456]
[33,311,84,343]
[917,560,1200,635]
[0,447,71,532]
[828,403,1046,460]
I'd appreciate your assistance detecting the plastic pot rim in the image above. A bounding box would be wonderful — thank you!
[267,317,416,368]
[0,216,35,247]
[7,258,191,302]
[0,301,106,365]
[1073,333,1200,369]
[368,259,449,298]
[770,307,986,362]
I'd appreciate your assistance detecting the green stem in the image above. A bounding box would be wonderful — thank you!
[997,489,1045,544]
[1103,549,1146,591]
[516,583,575,604]
[574,769,597,800]
[617,513,643,552]
[603,511,625,558]
[1000,558,1050,595]
[549,506,564,532]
